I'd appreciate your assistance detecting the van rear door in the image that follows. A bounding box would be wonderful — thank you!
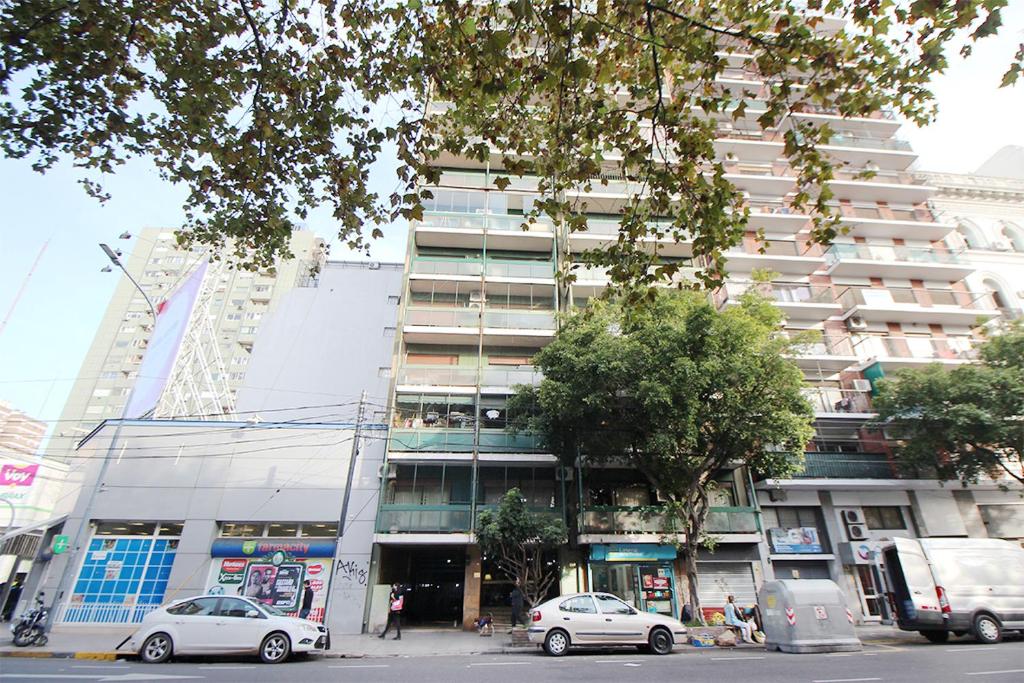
[886,538,944,630]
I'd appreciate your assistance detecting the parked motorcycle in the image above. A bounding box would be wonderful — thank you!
[10,592,48,647]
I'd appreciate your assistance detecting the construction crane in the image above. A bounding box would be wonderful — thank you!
[0,238,50,337]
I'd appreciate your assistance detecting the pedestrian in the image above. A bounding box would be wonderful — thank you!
[724,594,754,643]
[508,578,525,632]
[299,580,315,620]
[378,583,404,640]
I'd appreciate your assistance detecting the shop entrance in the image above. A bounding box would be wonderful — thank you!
[855,565,885,620]
[378,545,466,626]
[591,563,678,619]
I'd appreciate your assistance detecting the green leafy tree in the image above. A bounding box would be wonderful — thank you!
[508,288,814,620]
[2,2,1018,280]
[871,321,1024,488]
[475,487,568,608]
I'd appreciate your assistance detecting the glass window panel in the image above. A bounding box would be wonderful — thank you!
[300,523,339,537]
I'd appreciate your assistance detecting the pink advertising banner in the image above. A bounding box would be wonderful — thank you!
[0,463,38,487]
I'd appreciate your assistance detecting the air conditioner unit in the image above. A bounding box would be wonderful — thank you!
[847,524,868,541]
[852,379,873,392]
[846,317,868,331]
[368,261,381,270]
[377,464,398,480]
[554,466,574,481]
[841,509,863,525]
[469,292,485,303]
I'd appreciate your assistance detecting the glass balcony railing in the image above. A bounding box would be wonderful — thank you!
[823,134,912,152]
[375,504,473,533]
[718,282,837,307]
[484,261,556,279]
[854,336,977,361]
[419,211,555,232]
[404,307,480,328]
[802,387,873,413]
[411,260,483,277]
[788,334,855,357]
[838,286,995,311]
[795,452,896,479]
[389,428,544,453]
[396,365,542,387]
[483,310,556,330]
[825,243,964,266]
[728,240,822,257]
[580,506,759,535]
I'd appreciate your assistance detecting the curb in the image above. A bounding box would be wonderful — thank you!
[0,651,125,660]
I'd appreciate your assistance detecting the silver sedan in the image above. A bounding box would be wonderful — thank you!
[526,592,687,656]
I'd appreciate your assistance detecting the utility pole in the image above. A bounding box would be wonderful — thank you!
[323,391,368,626]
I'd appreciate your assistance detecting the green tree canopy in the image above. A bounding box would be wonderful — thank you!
[508,287,814,618]
[871,321,1024,488]
[2,1,1019,281]
[475,487,568,608]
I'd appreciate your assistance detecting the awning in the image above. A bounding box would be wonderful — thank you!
[0,514,67,544]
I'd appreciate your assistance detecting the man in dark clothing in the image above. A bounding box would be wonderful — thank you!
[379,583,403,640]
[509,579,525,632]
[299,580,315,620]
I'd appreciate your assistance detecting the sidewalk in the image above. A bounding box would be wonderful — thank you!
[0,623,912,660]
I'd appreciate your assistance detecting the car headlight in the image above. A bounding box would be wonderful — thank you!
[302,623,318,633]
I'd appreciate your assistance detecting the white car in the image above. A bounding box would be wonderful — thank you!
[128,595,329,664]
[527,592,687,656]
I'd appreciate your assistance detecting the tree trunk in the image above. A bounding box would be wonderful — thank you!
[685,545,702,625]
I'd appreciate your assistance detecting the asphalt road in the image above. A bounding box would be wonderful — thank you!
[1,639,1023,682]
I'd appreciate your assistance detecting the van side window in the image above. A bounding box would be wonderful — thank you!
[863,506,906,530]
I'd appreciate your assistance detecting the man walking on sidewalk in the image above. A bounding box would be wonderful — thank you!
[379,583,404,640]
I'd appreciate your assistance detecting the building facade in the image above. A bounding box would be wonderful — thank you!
[0,400,47,458]
[46,228,326,462]
[13,260,403,635]
[370,12,1023,629]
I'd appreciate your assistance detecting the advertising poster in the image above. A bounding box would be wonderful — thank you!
[769,526,823,554]
[205,557,332,622]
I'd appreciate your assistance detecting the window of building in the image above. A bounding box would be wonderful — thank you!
[219,522,263,537]
[378,366,392,378]
[863,506,906,529]
[1002,222,1024,252]
[383,326,396,338]
[300,523,339,537]
[93,521,184,536]
[388,295,401,305]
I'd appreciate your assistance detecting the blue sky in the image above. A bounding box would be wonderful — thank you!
[1,7,1022,425]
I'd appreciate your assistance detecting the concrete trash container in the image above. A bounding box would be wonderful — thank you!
[758,579,862,654]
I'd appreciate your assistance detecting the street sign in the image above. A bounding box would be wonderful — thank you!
[51,534,69,554]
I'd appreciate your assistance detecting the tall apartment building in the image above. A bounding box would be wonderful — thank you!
[46,228,325,462]
[0,400,46,457]
[369,14,1022,629]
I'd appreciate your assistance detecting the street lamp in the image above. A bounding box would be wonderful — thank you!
[44,245,160,630]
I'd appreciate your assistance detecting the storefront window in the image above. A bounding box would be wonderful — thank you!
[267,523,299,537]
[94,522,157,536]
[300,523,339,537]
[220,522,263,537]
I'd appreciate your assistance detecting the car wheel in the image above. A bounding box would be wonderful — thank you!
[543,629,570,657]
[260,632,291,664]
[648,627,673,655]
[140,633,173,664]
[973,614,1002,644]
[921,630,949,644]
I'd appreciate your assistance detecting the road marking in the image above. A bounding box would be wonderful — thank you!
[70,667,127,670]
[944,646,996,653]
[827,653,855,657]
[594,659,642,664]
[966,670,1024,677]
[624,663,642,667]
[812,678,882,683]
[710,656,765,661]
[328,664,390,669]
[197,666,255,670]
[466,662,531,667]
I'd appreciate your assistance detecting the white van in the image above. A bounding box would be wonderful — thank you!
[883,537,1024,644]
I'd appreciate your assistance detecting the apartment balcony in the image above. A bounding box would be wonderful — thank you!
[789,108,901,137]
[825,243,973,280]
[579,506,759,539]
[388,428,545,455]
[568,219,694,258]
[725,240,826,275]
[787,334,859,373]
[818,134,916,171]
[718,282,841,321]
[802,387,874,417]
[795,452,897,479]
[744,202,810,234]
[402,307,556,346]
[375,504,473,534]
[852,335,977,371]
[837,215,956,241]
[409,258,556,286]
[414,211,554,252]
[395,364,542,393]
[826,170,935,203]
[838,286,998,326]
[569,264,698,297]
[723,169,797,197]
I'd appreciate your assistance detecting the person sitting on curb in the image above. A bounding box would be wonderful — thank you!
[725,594,754,643]
[474,613,494,636]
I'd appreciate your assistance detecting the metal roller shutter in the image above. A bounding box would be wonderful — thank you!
[697,562,757,607]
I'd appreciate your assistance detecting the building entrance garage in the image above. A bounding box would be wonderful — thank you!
[378,545,466,626]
